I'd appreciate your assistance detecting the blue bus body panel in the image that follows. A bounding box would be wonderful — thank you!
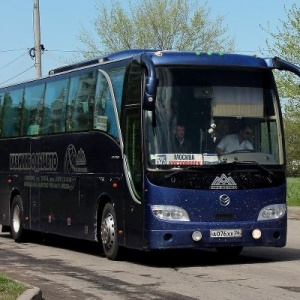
[104,49,271,69]
[144,179,287,249]
[149,52,270,69]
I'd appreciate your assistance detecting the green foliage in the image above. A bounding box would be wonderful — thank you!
[263,4,300,99]
[284,101,300,176]
[78,0,235,59]
[262,4,300,176]
[287,177,300,206]
[0,273,27,300]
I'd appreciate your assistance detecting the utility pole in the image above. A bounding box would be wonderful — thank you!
[33,0,42,77]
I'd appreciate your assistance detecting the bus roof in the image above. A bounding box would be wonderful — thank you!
[49,49,271,75]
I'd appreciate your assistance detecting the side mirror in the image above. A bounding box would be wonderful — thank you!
[143,76,157,110]
[140,54,158,111]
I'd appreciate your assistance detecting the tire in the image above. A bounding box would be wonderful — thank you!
[216,246,243,257]
[10,195,26,242]
[100,202,121,260]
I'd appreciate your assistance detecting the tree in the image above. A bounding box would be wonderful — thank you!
[77,0,235,59]
[284,102,300,176]
[263,4,300,100]
[263,4,300,176]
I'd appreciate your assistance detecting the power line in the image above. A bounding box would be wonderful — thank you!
[0,48,29,53]
[0,52,28,71]
[0,65,35,86]
[43,49,80,53]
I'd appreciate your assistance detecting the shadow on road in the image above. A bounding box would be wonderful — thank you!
[2,231,299,268]
[123,246,300,268]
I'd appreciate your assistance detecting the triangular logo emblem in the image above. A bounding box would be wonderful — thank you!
[210,174,237,189]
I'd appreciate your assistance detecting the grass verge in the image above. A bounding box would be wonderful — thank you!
[287,177,300,206]
[0,274,28,300]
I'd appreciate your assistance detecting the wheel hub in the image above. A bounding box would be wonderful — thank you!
[101,213,115,247]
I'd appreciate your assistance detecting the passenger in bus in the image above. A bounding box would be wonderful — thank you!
[173,124,193,153]
[215,124,253,155]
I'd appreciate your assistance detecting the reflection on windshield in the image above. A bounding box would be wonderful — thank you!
[146,67,282,168]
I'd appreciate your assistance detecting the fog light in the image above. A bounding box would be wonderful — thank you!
[252,229,262,239]
[192,231,202,241]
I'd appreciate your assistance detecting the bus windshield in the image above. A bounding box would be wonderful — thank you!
[146,66,282,168]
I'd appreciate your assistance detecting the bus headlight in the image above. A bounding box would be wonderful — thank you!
[257,204,286,221]
[151,205,190,221]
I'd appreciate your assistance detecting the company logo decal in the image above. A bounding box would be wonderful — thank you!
[210,174,237,190]
[64,144,87,173]
[219,194,230,206]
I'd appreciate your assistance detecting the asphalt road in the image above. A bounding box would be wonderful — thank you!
[0,212,299,299]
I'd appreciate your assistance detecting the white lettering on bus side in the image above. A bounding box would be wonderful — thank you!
[9,152,58,172]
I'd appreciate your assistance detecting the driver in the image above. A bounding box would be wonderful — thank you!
[173,123,193,153]
[215,124,253,155]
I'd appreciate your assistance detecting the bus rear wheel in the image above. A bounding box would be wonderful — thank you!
[100,203,121,260]
[10,195,26,242]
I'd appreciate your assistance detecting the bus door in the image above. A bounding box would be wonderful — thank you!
[122,63,144,248]
[123,107,144,248]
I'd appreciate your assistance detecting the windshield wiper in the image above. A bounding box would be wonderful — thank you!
[164,165,214,179]
[225,160,274,182]
[164,161,275,182]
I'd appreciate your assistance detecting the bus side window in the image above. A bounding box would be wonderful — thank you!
[94,76,109,132]
[106,67,125,115]
[1,89,24,137]
[94,68,126,139]
[24,83,45,135]
[67,71,97,132]
[43,78,69,134]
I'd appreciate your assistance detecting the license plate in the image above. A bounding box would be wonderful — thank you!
[210,229,242,238]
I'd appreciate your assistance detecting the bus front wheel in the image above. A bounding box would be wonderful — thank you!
[100,202,121,260]
[10,195,26,242]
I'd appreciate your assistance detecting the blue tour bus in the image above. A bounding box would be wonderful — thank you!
[0,50,299,260]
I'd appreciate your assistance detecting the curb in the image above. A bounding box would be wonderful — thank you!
[17,286,42,300]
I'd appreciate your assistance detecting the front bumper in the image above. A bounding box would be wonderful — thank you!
[145,221,287,250]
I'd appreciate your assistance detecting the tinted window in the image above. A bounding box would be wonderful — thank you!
[1,88,24,137]
[43,78,69,134]
[67,71,97,132]
[94,72,119,139]
[24,83,45,135]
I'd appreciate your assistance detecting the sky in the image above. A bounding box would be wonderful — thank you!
[0,0,297,87]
